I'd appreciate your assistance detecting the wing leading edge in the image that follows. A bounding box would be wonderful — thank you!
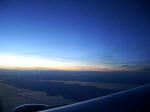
[40,84,150,112]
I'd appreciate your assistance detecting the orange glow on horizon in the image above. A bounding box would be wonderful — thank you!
[0,65,138,72]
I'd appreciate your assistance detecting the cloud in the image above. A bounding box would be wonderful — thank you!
[139,68,150,72]
[121,65,131,68]
[120,64,148,68]
[22,51,49,56]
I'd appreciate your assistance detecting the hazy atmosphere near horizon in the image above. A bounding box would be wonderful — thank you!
[0,0,150,112]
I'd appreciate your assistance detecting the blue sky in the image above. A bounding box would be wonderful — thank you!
[0,0,149,71]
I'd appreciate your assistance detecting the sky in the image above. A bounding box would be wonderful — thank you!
[0,0,149,71]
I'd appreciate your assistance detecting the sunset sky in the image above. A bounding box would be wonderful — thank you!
[0,0,149,71]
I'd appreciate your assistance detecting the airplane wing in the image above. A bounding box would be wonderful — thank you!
[13,84,150,112]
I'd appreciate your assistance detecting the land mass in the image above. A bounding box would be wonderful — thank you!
[0,80,74,112]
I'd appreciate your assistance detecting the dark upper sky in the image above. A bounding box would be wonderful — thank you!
[0,0,149,71]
